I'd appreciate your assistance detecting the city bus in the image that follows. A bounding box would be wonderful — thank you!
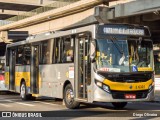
[0,43,7,91]
[0,56,7,91]
[153,44,160,91]
[5,24,154,109]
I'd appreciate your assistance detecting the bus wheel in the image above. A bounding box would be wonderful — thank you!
[112,102,127,109]
[64,84,80,109]
[20,82,32,100]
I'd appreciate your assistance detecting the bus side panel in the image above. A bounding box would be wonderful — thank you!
[5,66,9,89]
[15,65,30,93]
[39,63,74,98]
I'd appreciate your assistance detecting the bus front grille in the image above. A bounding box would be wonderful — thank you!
[97,71,153,83]
[111,90,148,99]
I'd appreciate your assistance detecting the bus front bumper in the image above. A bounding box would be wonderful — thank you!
[93,85,155,102]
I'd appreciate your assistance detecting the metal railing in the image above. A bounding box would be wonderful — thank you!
[0,0,80,26]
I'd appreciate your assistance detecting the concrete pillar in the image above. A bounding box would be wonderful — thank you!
[39,0,43,4]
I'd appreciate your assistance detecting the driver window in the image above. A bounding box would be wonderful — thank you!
[128,40,151,67]
[61,37,74,63]
[128,41,139,66]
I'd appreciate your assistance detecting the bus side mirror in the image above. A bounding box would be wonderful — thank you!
[90,40,96,63]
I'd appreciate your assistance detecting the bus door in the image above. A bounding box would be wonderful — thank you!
[75,33,91,99]
[30,45,39,94]
[9,49,16,91]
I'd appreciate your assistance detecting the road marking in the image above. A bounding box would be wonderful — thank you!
[0,99,35,107]
[0,99,19,101]
[33,101,61,106]
[0,100,14,102]
[0,99,61,106]
[14,102,35,107]
[0,103,11,107]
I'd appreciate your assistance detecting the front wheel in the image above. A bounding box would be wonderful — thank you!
[112,102,127,109]
[20,82,32,100]
[64,84,80,109]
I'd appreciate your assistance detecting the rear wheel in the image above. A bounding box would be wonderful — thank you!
[112,102,127,109]
[64,84,80,109]
[20,82,32,100]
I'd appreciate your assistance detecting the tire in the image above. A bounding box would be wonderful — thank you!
[20,82,32,100]
[112,102,127,109]
[64,84,80,109]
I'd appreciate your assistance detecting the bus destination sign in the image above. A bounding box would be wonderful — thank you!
[103,27,145,36]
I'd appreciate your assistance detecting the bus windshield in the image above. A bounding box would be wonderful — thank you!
[96,38,153,72]
[128,39,153,68]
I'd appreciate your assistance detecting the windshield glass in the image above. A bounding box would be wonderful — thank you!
[128,40,153,69]
[96,39,129,72]
[96,38,153,72]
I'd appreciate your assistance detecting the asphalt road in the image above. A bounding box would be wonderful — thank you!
[0,92,160,120]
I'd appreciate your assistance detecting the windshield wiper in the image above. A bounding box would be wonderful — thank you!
[109,36,125,65]
[110,36,124,54]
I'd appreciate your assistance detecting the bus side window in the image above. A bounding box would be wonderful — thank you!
[53,37,74,64]
[41,40,52,64]
[61,37,74,63]
[16,46,24,65]
[53,38,61,63]
[24,45,31,65]
[6,48,10,66]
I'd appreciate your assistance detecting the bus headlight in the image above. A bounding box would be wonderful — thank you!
[96,81,102,87]
[95,80,110,93]
[102,84,110,93]
[148,84,153,93]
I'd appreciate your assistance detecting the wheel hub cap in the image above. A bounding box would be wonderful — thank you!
[66,89,74,105]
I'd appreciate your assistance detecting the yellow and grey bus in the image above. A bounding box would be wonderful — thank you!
[0,43,7,91]
[5,24,154,109]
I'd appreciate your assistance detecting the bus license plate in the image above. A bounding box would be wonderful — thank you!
[125,94,136,99]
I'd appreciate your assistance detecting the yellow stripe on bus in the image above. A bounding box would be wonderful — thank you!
[103,79,153,91]
[138,67,153,71]
[6,72,42,89]
[32,94,40,97]
[15,72,30,87]
[5,72,9,85]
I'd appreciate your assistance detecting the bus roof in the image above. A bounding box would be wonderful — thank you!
[7,23,150,48]
[7,24,96,48]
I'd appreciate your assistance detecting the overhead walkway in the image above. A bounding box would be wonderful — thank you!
[0,0,77,20]
[0,0,79,26]
[0,0,109,34]
[0,0,43,20]
[0,0,82,43]
[4,0,158,43]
